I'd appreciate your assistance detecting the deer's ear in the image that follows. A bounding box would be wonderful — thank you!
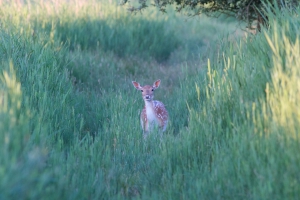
[153,79,161,89]
[132,81,142,90]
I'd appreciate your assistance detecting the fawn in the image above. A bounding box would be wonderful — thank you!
[132,79,168,137]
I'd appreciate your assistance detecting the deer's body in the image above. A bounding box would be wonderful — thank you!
[132,80,168,136]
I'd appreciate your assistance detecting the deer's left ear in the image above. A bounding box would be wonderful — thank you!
[153,79,161,89]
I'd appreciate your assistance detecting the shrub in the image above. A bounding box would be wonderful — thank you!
[124,0,299,29]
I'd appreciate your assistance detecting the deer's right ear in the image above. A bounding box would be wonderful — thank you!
[132,81,142,90]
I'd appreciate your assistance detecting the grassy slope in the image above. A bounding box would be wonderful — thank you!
[0,0,299,199]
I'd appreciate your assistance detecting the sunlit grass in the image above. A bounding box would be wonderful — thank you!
[0,0,299,199]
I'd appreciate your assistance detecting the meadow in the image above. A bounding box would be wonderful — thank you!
[0,0,299,199]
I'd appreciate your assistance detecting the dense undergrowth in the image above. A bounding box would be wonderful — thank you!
[0,0,299,199]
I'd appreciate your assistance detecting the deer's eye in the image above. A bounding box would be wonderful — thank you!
[141,90,143,92]
[151,89,154,91]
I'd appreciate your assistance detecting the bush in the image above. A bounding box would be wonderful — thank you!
[124,0,299,29]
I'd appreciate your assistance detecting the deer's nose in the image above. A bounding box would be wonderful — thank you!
[145,95,151,100]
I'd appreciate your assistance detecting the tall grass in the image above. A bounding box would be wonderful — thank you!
[180,3,300,198]
[0,0,179,62]
[0,0,299,199]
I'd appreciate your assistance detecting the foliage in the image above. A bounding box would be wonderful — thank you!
[0,0,300,199]
[0,0,179,62]
[123,0,299,29]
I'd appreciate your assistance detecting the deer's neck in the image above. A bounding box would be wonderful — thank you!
[144,100,156,122]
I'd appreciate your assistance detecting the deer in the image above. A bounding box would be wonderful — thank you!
[132,79,168,138]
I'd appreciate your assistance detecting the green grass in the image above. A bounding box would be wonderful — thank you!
[0,0,299,199]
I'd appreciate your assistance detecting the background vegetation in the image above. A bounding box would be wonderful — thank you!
[124,0,299,30]
[0,0,299,199]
